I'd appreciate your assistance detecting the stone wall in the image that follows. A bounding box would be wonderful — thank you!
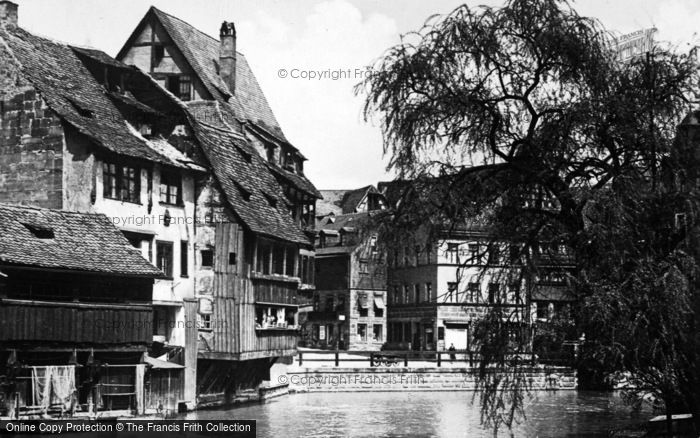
[287,366,576,392]
[0,87,65,208]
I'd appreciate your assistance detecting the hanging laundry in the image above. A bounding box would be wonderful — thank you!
[31,366,76,412]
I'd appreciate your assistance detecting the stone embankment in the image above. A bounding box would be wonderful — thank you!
[285,366,576,393]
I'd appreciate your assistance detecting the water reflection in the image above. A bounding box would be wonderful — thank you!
[187,391,651,437]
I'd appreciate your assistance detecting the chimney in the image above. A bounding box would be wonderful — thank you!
[0,1,18,27]
[219,21,237,96]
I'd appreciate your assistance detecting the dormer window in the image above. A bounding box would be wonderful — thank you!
[139,123,153,137]
[167,75,192,101]
[22,223,54,239]
[68,98,94,118]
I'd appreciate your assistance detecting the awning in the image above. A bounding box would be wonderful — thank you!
[358,292,369,309]
[144,355,184,370]
[373,293,385,309]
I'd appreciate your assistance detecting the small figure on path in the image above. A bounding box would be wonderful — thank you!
[448,343,456,363]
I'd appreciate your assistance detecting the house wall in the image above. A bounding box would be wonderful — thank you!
[0,84,64,208]
[119,20,210,101]
[91,159,197,344]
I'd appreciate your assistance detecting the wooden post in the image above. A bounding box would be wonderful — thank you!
[369,353,374,367]
[404,353,408,367]
[335,351,339,367]
[469,352,473,368]
[298,351,303,367]
[437,352,441,367]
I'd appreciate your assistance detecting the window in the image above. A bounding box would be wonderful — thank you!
[373,324,383,342]
[415,245,422,265]
[447,243,459,264]
[403,246,409,266]
[286,248,295,276]
[23,223,54,239]
[228,252,237,265]
[103,163,118,199]
[198,314,212,331]
[509,245,521,264]
[337,295,345,312]
[120,165,140,203]
[507,284,520,304]
[438,327,445,341]
[201,249,214,268]
[359,260,369,275]
[403,285,410,304]
[159,172,182,205]
[414,284,420,304]
[103,162,140,203]
[425,283,432,302]
[426,245,432,264]
[468,244,480,264]
[488,283,500,304]
[467,282,480,303]
[325,297,334,312]
[446,282,458,303]
[374,299,383,317]
[168,75,192,101]
[180,241,188,277]
[487,245,500,265]
[675,213,687,232]
[156,241,173,278]
[273,246,285,275]
[536,301,550,320]
[357,324,367,342]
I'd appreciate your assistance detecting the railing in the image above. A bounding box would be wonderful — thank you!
[296,350,545,368]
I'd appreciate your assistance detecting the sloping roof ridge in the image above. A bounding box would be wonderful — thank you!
[0,202,105,217]
[150,6,245,56]
[194,116,247,141]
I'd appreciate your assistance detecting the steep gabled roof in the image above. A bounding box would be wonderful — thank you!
[120,6,285,141]
[188,116,310,245]
[116,6,319,205]
[318,185,384,215]
[0,203,162,277]
[0,26,192,168]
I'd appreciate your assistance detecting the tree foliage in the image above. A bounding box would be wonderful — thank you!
[359,0,700,433]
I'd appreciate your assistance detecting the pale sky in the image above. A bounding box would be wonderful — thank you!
[13,0,700,189]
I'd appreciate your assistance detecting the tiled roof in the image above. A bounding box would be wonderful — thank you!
[0,203,162,277]
[318,212,373,231]
[188,119,310,245]
[317,190,347,216]
[148,7,286,141]
[315,246,355,256]
[318,186,380,215]
[339,186,374,214]
[142,8,320,198]
[266,164,322,199]
[0,26,193,169]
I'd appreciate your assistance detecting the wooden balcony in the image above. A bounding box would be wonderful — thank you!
[0,298,152,347]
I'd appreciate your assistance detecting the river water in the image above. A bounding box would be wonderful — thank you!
[187,391,652,437]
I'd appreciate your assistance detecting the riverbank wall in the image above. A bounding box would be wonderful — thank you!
[286,366,577,393]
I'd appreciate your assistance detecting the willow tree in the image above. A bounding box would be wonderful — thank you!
[359,0,699,433]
